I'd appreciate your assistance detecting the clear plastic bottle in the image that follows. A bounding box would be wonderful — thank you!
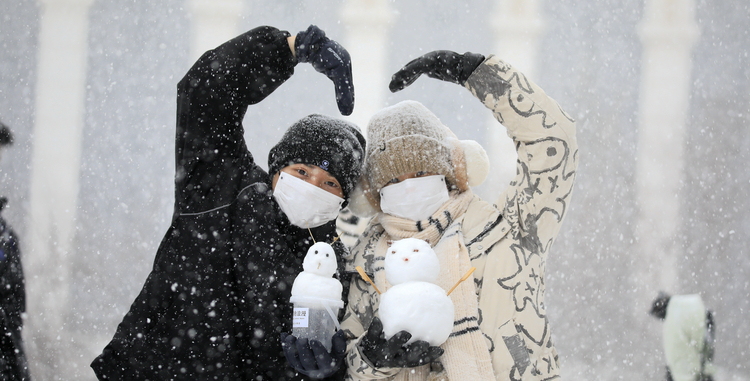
[290,295,344,351]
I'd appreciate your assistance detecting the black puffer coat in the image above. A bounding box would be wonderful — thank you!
[92,26,349,381]
[0,197,30,381]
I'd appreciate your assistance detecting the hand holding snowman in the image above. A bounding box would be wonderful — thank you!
[380,238,454,345]
[359,238,452,368]
[282,241,347,379]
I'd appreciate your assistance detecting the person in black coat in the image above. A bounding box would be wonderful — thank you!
[0,122,31,381]
[91,25,365,380]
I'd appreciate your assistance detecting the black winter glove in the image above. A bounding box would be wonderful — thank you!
[281,330,347,379]
[359,317,444,368]
[295,25,355,116]
[389,50,485,93]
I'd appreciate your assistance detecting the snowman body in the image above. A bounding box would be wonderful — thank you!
[378,238,454,346]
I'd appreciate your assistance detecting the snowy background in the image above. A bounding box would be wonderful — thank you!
[1,0,749,380]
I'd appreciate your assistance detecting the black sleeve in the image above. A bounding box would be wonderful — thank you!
[174,26,298,214]
[0,214,30,380]
[0,216,24,330]
[91,224,183,380]
[332,240,352,321]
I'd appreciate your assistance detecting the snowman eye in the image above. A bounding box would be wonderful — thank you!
[315,250,319,254]
[326,253,329,257]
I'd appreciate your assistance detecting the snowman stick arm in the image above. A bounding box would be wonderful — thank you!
[331,231,344,244]
[446,267,476,296]
[307,226,316,243]
[355,266,381,295]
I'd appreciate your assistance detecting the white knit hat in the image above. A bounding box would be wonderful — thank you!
[348,100,489,217]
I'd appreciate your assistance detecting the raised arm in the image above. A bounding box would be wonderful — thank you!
[174,26,297,214]
[390,50,578,247]
[464,55,577,245]
[174,25,355,214]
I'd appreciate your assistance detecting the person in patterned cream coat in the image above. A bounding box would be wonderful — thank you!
[339,50,578,380]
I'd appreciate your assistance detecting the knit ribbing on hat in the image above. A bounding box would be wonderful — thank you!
[268,114,365,201]
[367,136,454,192]
[365,101,458,199]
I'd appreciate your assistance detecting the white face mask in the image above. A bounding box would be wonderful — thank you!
[273,172,344,228]
[379,175,450,221]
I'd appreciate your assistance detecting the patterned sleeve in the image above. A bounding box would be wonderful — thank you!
[464,55,578,250]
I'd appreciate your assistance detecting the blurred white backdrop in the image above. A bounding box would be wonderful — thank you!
[0,0,749,380]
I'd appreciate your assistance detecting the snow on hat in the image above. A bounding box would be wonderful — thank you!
[349,100,489,216]
[268,114,366,203]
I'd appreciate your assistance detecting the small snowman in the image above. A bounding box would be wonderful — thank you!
[377,238,454,346]
[291,242,342,300]
[290,241,344,351]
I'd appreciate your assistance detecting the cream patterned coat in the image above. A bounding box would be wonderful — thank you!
[341,55,578,381]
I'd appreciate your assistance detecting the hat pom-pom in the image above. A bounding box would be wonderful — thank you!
[460,140,489,187]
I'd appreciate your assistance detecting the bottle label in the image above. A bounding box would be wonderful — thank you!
[293,307,309,328]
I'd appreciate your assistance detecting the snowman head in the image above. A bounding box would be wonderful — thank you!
[384,238,440,285]
[303,242,338,277]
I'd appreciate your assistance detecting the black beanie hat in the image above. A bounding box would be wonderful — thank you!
[268,114,366,202]
[0,121,12,146]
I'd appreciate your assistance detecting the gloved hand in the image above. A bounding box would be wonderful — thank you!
[281,330,347,379]
[295,25,354,116]
[389,50,485,93]
[359,317,444,368]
